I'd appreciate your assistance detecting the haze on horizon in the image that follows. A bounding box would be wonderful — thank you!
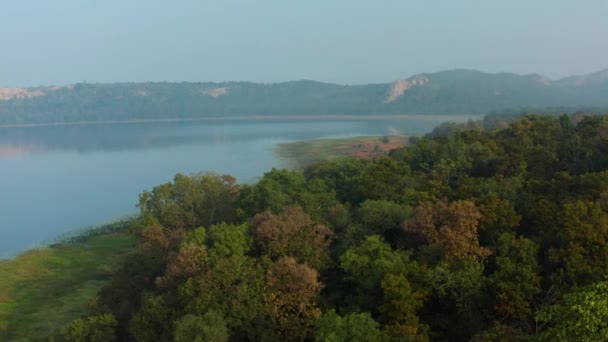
[1,0,607,87]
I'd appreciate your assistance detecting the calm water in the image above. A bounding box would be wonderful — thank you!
[0,117,473,258]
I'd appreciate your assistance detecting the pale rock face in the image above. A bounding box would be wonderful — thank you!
[384,76,429,103]
[0,88,46,100]
[201,87,228,98]
[536,76,552,86]
[135,90,148,96]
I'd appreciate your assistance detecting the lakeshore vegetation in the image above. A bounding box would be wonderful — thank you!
[0,222,135,341]
[275,135,409,169]
[5,113,608,340]
[38,113,608,341]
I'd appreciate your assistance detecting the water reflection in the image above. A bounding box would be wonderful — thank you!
[0,118,458,156]
[0,117,474,258]
[0,145,43,157]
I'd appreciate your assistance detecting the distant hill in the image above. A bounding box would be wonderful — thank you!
[1,69,608,125]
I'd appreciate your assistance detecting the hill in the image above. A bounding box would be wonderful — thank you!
[1,69,608,125]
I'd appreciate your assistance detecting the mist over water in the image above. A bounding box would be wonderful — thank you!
[0,116,474,258]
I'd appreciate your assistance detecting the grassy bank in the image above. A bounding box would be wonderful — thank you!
[276,135,409,169]
[0,221,136,341]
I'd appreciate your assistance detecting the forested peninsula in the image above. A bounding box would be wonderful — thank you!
[2,69,608,125]
[42,113,608,341]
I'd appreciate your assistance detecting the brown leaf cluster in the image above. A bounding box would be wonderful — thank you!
[156,243,208,288]
[252,206,333,269]
[404,200,490,263]
[264,256,322,340]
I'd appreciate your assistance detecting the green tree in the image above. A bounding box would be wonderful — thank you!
[137,173,238,231]
[174,311,229,342]
[476,193,521,246]
[314,310,387,342]
[427,259,490,340]
[97,251,166,333]
[238,169,307,215]
[128,294,173,342]
[551,200,608,286]
[355,157,414,203]
[305,158,367,204]
[469,324,525,342]
[536,281,608,341]
[186,226,207,246]
[339,235,428,314]
[489,233,541,321]
[239,168,338,220]
[339,235,410,291]
[178,255,269,339]
[357,199,411,236]
[58,314,117,342]
[381,273,429,341]
[207,222,252,261]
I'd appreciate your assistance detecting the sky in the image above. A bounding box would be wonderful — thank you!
[1,0,607,86]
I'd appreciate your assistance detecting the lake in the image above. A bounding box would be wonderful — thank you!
[0,116,475,258]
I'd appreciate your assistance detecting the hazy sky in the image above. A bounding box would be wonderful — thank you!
[1,1,607,86]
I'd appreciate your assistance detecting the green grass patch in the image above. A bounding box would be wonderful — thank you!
[0,222,136,341]
[276,135,408,169]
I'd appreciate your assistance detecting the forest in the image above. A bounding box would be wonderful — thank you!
[51,113,608,341]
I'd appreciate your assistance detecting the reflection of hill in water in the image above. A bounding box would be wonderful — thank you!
[0,145,44,157]
[0,118,453,156]
[0,121,274,155]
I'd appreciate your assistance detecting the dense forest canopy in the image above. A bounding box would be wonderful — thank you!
[2,69,608,125]
[52,113,608,341]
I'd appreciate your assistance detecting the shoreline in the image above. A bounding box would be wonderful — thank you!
[0,221,135,339]
[2,133,412,260]
[0,133,404,338]
[0,217,135,261]
[275,134,410,169]
[0,114,482,129]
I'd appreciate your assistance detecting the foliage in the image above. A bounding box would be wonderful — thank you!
[314,310,387,342]
[137,173,238,231]
[57,314,117,342]
[404,200,489,264]
[489,233,541,320]
[252,206,333,270]
[207,222,253,260]
[535,281,608,341]
[265,256,323,340]
[178,255,269,338]
[357,199,411,236]
[46,113,608,341]
[174,311,229,342]
[381,273,429,340]
[239,168,338,220]
[128,294,173,341]
[340,235,411,291]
